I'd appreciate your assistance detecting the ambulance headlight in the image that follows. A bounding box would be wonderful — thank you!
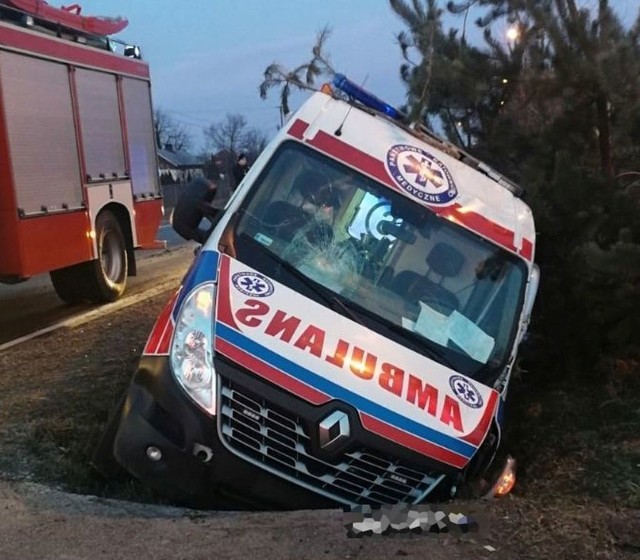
[170,283,216,415]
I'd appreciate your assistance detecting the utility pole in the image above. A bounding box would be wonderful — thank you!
[278,105,285,128]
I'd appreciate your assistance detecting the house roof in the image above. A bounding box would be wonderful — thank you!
[157,149,204,168]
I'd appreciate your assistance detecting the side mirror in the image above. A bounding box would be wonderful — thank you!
[516,264,540,346]
[523,264,540,319]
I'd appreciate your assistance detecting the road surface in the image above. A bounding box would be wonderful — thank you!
[0,479,495,560]
[0,225,192,346]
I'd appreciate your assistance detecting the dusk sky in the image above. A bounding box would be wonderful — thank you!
[86,1,637,151]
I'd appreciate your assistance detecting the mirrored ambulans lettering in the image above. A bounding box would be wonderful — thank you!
[235,299,270,326]
[235,299,464,433]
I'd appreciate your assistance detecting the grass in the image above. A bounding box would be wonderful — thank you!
[501,367,640,509]
[0,292,172,504]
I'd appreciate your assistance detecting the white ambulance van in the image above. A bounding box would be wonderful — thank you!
[95,75,539,509]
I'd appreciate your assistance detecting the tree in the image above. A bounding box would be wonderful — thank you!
[391,0,444,124]
[203,113,269,170]
[390,0,526,151]
[242,128,269,162]
[259,26,336,117]
[449,0,640,182]
[153,108,192,152]
[203,113,248,157]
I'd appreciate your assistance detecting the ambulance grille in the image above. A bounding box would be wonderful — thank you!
[218,380,445,507]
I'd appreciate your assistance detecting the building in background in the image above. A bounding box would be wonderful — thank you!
[157,145,205,185]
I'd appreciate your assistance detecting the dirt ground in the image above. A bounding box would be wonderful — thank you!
[0,288,638,559]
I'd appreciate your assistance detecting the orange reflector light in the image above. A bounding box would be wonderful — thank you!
[487,456,517,498]
[320,83,333,94]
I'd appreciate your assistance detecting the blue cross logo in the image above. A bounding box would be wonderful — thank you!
[232,271,275,298]
[449,375,484,409]
[402,154,445,189]
[385,144,458,206]
[240,276,267,294]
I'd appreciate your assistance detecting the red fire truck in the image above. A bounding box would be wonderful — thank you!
[0,1,163,303]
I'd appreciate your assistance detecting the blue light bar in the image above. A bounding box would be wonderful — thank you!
[332,74,405,121]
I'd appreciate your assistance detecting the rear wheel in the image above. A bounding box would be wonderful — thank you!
[84,211,128,303]
[49,210,128,304]
[50,266,86,304]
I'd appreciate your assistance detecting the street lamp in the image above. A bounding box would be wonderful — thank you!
[506,25,521,42]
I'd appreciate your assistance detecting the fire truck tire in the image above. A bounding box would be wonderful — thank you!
[49,266,86,304]
[85,211,128,303]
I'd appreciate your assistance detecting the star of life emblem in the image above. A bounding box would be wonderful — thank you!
[385,144,458,205]
[232,271,274,297]
[449,375,484,409]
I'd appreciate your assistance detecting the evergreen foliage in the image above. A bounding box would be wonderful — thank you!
[390,0,640,380]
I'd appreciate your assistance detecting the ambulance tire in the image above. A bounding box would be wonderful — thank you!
[84,211,128,303]
[90,391,129,480]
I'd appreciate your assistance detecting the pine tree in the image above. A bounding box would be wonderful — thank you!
[259,26,335,117]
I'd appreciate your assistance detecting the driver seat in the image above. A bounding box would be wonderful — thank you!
[390,242,464,315]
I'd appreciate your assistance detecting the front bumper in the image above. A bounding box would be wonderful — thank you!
[112,355,456,510]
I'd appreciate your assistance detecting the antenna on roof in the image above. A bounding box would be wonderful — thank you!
[334,74,368,137]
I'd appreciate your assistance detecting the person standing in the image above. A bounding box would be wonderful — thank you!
[171,174,219,244]
[232,153,249,191]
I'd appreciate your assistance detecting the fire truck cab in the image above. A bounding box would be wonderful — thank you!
[0,1,162,303]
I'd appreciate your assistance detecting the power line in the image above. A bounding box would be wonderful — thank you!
[166,105,282,116]
[161,107,283,127]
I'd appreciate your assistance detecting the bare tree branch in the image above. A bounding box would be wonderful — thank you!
[154,108,192,152]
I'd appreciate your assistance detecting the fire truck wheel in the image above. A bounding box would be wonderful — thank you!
[85,211,128,303]
[50,266,86,304]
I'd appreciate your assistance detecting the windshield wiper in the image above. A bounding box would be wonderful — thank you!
[388,322,455,369]
[260,248,366,327]
[345,302,456,369]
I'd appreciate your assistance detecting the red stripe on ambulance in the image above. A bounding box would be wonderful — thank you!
[359,414,468,468]
[143,290,179,355]
[460,389,499,446]
[287,119,309,140]
[215,337,330,405]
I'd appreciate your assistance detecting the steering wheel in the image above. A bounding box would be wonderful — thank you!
[418,285,458,316]
[365,201,402,240]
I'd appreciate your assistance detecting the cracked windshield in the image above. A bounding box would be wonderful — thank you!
[235,141,527,379]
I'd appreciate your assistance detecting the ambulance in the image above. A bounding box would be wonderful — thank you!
[95,75,539,509]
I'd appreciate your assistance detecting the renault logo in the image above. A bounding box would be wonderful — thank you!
[318,410,350,450]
